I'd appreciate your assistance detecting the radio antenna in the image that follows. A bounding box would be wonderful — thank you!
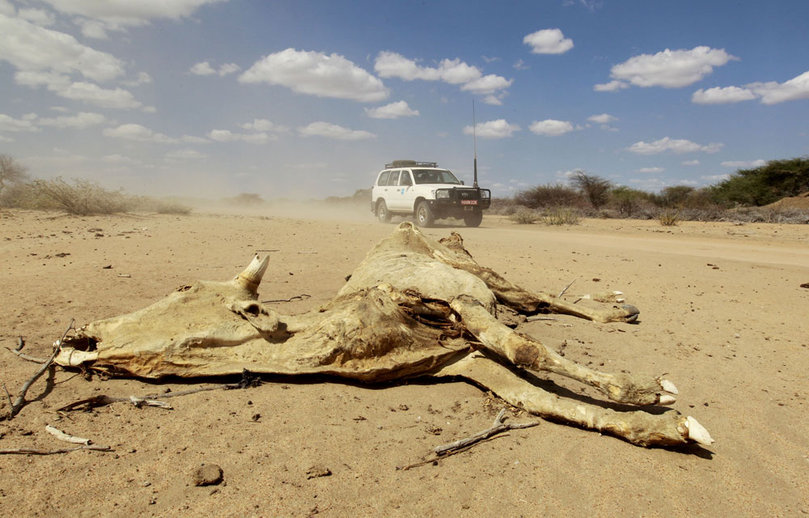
[472,100,479,188]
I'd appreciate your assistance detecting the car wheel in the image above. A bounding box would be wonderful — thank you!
[376,200,391,223]
[415,201,434,227]
[463,209,483,227]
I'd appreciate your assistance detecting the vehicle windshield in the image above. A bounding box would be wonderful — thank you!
[412,169,461,185]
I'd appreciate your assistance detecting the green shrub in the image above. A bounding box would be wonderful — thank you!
[515,184,584,209]
[710,157,809,207]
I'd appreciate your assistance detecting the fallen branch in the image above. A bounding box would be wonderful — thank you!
[0,444,111,456]
[5,319,74,420]
[398,408,540,470]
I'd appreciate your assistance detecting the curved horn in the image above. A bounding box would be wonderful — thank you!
[235,254,269,292]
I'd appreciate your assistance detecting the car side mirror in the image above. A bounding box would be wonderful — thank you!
[461,180,465,185]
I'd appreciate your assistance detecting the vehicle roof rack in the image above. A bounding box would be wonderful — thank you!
[385,160,438,169]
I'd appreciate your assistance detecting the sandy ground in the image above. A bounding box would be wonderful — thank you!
[1,206,807,517]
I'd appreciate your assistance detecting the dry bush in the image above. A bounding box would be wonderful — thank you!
[542,207,580,225]
[31,178,134,215]
[729,207,809,224]
[658,210,680,226]
[132,196,192,215]
[509,207,540,224]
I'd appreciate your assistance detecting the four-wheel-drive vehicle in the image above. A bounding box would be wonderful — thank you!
[371,160,491,227]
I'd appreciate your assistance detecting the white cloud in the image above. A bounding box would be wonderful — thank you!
[18,8,55,26]
[513,59,529,71]
[365,101,419,119]
[529,119,574,136]
[191,61,240,76]
[240,48,388,103]
[721,159,767,168]
[208,129,270,143]
[523,28,574,55]
[682,159,700,166]
[0,14,125,82]
[593,80,629,92]
[57,81,142,109]
[190,61,216,76]
[217,63,240,76]
[240,119,287,133]
[587,113,617,124]
[0,0,14,16]
[627,137,723,155]
[0,113,40,133]
[376,52,477,83]
[298,122,376,141]
[692,86,755,104]
[122,71,153,87]
[637,167,663,173]
[482,94,503,106]
[37,111,106,128]
[41,0,228,36]
[605,46,737,89]
[463,119,519,139]
[747,70,809,105]
[375,51,511,96]
[104,123,176,143]
[460,74,513,94]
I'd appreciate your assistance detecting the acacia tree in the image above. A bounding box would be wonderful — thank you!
[0,154,28,195]
[570,170,611,210]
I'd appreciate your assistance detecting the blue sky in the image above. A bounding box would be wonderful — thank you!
[1,0,808,199]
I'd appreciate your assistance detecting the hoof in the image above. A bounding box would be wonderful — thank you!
[621,304,640,323]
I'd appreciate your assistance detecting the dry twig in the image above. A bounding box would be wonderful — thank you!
[434,408,539,455]
[399,408,540,470]
[557,279,576,299]
[0,445,111,456]
[5,319,74,420]
[262,293,311,304]
[57,373,258,412]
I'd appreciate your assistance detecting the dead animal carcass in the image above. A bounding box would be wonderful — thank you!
[56,222,712,448]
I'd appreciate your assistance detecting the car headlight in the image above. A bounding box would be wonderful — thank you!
[435,190,450,199]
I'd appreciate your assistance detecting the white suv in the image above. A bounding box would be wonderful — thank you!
[371,160,491,227]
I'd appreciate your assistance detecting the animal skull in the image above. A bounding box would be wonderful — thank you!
[56,222,713,448]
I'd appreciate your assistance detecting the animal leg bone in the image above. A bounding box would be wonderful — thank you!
[434,353,713,447]
[450,295,675,406]
[435,232,639,323]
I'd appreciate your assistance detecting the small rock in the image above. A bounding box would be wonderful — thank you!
[306,465,332,479]
[192,464,224,486]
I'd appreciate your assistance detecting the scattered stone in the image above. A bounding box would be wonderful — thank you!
[800,283,809,289]
[192,464,224,486]
[306,465,331,479]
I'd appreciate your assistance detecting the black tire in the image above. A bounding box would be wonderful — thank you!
[415,201,434,227]
[376,200,391,223]
[463,209,483,227]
